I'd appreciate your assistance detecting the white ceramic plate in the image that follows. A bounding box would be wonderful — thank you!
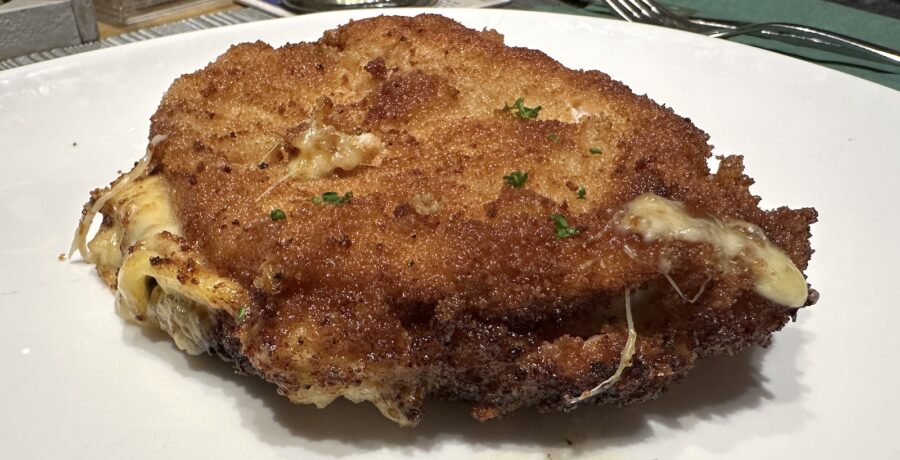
[2,8,898,459]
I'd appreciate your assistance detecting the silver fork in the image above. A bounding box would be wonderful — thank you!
[605,0,900,66]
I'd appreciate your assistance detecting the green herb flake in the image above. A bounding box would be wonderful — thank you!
[548,133,560,143]
[270,208,286,221]
[237,306,248,323]
[503,171,529,189]
[576,186,586,200]
[312,191,353,205]
[549,214,580,238]
[589,147,603,155]
[503,97,542,119]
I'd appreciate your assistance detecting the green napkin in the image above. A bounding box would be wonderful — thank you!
[504,0,900,90]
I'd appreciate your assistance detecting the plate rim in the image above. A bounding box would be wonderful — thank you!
[1,8,897,99]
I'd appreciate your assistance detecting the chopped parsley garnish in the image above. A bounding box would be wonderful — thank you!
[237,306,248,323]
[503,97,542,119]
[548,133,560,142]
[549,214,579,238]
[576,186,586,199]
[503,171,529,189]
[589,147,603,155]
[312,191,352,205]
[270,208,286,221]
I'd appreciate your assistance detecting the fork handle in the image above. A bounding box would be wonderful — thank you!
[708,22,900,66]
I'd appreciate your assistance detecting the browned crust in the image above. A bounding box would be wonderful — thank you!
[137,14,816,423]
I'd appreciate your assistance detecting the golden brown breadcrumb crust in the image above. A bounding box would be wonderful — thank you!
[141,14,815,423]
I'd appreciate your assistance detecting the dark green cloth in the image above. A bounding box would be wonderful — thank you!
[503,0,900,90]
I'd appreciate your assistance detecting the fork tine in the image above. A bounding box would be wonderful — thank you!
[616,0,900,65]
[638,0,693,25]
[616,0,687,28]
[604,0,643,23]
[630,0,714,31]
[626,0,682,26]
[621,0,656,22]
[633,0,664,15]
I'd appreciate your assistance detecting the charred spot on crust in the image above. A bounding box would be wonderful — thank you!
[364,57,389,80]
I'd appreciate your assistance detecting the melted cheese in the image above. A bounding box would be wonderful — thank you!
[147,287,214,354]
[258,117,384,199]
[81,173,247,354]
[78,149,414,425]
[568,105,591,122]
[115,175,181,246]
[288,123,383,179]
[412,193,441,215]
[617,193,808,308]
[565,290,636,405]
[77,157,807,423]
[70,135,168,259]
[85,174,180,285]
[84,175,179,286]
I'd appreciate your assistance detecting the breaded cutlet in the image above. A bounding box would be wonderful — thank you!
[76,14,817,426]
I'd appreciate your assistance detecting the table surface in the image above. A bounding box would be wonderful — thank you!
[11,0,900,90]
[95,0,900,38]
[828,0,900,18]
[96,1,243,38]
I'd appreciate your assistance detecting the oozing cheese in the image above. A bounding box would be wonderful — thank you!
[112,175,181,247]
[258,118,384,199]
[82,173,247,354]
[70,135,168,260]
[77,159,808,421]
[617,193,808,308]
[565,289,636,405]
[287,123,383,179]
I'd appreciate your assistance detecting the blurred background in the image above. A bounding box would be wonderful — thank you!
[0,0,898,88]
